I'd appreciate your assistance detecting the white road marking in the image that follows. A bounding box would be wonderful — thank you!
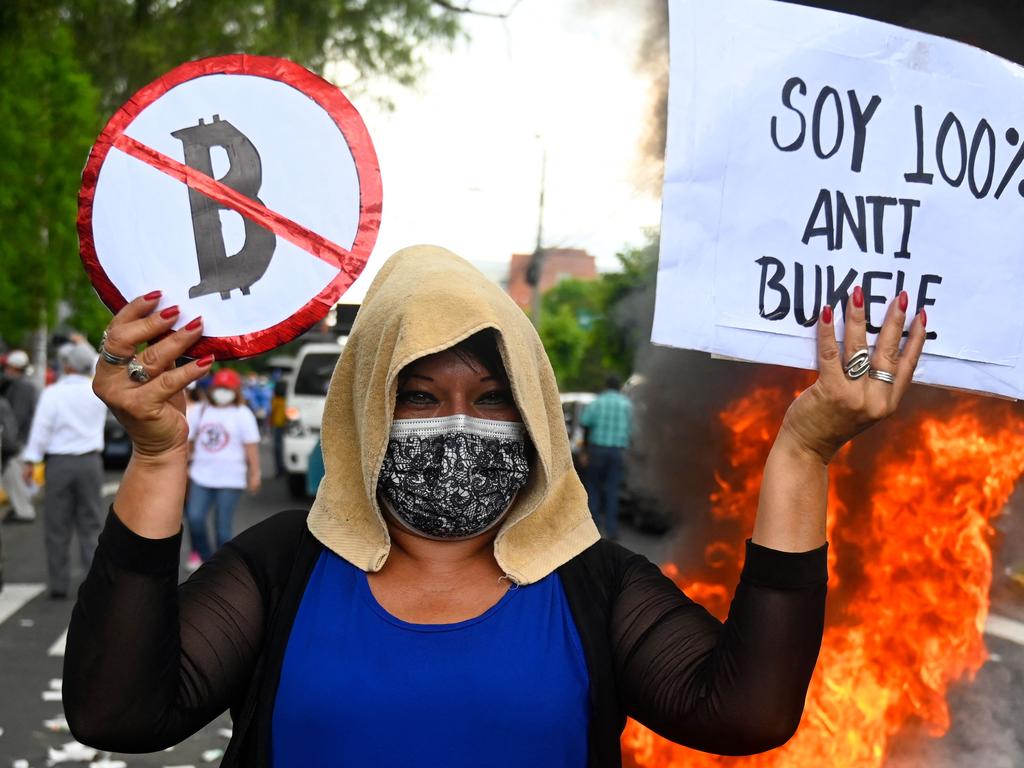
[0,583,45,625]
[985,613,1024,647]
[101,481,120,498]
[49,628,68,657]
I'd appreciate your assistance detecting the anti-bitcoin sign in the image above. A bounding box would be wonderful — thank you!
[79,55,381,358]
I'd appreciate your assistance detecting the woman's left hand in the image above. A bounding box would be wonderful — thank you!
[781,287,927,464]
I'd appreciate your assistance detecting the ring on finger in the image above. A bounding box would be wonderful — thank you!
[868,368,896,384]
[844,348,871,380]
[127,358,151,383]
[99,330,133,367]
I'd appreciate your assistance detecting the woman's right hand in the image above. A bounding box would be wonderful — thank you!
[93,292,213,460]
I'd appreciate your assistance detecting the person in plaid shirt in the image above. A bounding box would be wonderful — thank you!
[580,375,632,539]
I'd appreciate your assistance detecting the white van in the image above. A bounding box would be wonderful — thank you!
[283,340,345,496]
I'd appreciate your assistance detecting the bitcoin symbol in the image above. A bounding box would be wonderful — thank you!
[171,115,276,300]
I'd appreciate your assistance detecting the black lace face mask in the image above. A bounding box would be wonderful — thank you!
[377,414,530,540]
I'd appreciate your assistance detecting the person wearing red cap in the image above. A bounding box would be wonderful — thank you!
[184,368,261,566]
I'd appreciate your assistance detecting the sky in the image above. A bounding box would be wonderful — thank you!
[330,0,664,302]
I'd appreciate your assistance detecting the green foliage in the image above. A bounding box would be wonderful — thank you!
[539,236,659,391]
[27,0,463,114]
[0,13,102,344]
[0,0,464,348]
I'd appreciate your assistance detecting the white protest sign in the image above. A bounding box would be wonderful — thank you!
[79,55,381,359]
[653,0,1024,398]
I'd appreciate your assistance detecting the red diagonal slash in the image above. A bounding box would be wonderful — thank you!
[112,133,356,272]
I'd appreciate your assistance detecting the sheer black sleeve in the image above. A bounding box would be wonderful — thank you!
[63,507,268,752]
[613,541,827,755]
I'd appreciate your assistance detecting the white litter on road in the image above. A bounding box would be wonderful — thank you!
[985,613,1024,647]
[49,628,68,657]
[0,584,45,625]
[42,690,62,702]
[216,728,232,739]
[13,759,29,768]
[19,618,34,628]
[90,758,127,768]
[48,740,98,763]
[201,749,223,763]
[44,715,70,732]
[101,481,120,498]
[49,679,62,691]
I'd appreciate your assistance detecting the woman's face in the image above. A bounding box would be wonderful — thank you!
[395,348,521,422]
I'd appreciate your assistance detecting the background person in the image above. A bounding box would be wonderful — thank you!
[580,374,633,539]
[270,379,288,477]
[1,349,40,522]
[185,368,261,566]
[64,247,925,766]
[21,343,106,599]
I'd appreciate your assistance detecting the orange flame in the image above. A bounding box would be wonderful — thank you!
[623,373,1024,767]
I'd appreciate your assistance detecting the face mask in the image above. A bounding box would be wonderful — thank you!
[377,414,530,540]
[210,388,235,406]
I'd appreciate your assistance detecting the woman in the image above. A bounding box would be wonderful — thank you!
[184,367,261,566]
[64,246,925,766]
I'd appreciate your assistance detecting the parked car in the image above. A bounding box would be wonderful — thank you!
[559,392,596,475]
[283,341,345,497]
[102,410,132,468]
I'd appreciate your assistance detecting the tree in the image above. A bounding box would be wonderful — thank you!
[33,0,467,114]
[0,12,101,346]
[538,235,659,391]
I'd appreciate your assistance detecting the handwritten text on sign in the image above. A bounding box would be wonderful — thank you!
[653,0,1024,399]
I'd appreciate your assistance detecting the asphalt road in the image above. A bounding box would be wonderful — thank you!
[1,439,1022,767]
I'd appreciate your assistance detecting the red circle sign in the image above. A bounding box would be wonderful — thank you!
[78,55,382,359]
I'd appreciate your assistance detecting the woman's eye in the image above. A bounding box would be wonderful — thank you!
[477,389,512,405]
[397,390,436,405]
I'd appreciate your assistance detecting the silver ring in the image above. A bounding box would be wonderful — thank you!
[99,330,133,366]
[868,368,895,384]
[844,348,871,380]
[127,358,151,383]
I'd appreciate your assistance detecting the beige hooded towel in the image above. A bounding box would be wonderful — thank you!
[307,245,600,584]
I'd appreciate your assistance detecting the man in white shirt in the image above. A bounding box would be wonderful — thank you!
[21,344,107,599]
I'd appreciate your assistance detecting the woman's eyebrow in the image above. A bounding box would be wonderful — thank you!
[401,373,434,383]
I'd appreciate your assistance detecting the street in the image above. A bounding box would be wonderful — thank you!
[1,438,1023,766]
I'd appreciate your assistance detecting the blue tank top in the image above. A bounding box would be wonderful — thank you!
[272,550,590,766]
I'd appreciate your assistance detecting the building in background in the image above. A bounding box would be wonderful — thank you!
[506,248,597,310]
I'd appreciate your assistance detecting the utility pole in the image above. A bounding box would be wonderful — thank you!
[528,146,547,329]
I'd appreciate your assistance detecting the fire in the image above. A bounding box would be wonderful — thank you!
[623,372,1024,767]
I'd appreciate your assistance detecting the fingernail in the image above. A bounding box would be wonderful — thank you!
[196,354,215,368]
[184,316,203,331]
[143,290,162,301]
[821,305,833,325]
[898,291,909,312]
[159,305,180,319]
[920,309,927,328]
[852,285,864,309]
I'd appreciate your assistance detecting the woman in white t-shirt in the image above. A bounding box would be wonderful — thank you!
[185,369,261,564]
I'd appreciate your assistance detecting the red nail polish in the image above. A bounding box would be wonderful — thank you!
[159,305,180,319]
[920,309,927,328]
[821,305,833,325]
[898,291,909,312]
[143,290,162,301]
[184,316,203,331]
[196,354,215,368]
[852,285,864,309]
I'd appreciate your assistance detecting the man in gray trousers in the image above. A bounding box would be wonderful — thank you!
[21,344,106,599]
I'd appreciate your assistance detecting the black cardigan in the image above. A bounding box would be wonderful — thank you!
[64,509,827,766]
